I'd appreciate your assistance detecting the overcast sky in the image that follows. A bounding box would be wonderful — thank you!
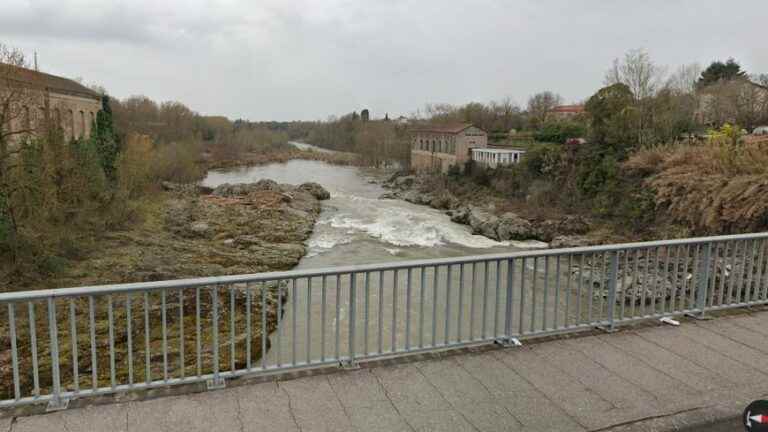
[2,0,767,121]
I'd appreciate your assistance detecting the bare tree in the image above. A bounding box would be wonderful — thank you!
[526,91,562,128]
[666,63,702,94]
[605,48,666,100]
[1,44,38,146]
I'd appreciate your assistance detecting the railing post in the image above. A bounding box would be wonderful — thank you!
[207,285,226,389]
[343,273,359,369]
[497,258,521,347]
[603,251,619,332]
[696,242,713,317]
[47,297,68,411]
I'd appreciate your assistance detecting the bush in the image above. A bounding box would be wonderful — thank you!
[152,140,205,183]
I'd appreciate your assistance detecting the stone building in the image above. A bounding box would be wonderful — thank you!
[1,65,102,145]
[549,104,585,120]
[410,123,488,173]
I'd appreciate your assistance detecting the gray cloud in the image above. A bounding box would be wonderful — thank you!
[2,0,767,120]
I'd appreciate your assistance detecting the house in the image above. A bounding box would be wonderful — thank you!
[695,79,768,128]
[471,147,525,168]
[410,123,488,173]
[0,65,102,145]
[549,104,585,120]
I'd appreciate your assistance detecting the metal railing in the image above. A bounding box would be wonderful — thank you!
[1,232,768,410]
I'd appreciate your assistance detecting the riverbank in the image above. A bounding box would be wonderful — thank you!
[0,179,330,400]
[205,145,359,171]
[380,173,621,248]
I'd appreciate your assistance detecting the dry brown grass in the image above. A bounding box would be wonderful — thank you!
[625,139,768,234]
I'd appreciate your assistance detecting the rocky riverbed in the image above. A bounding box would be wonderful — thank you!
[0,179,331,400]
[379,173,602,248]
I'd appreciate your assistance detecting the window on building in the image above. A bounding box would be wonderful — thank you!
[80,111,86,138]
[22,106,30,131]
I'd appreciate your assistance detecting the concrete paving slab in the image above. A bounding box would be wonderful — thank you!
[599,331,733,392]
[696,318,768,354]
[532,341,660,413]
[10,403,128,432]
[327,369,391,409]
[456,352,586,431]
[279,375,355,432]
[680,323,768,374]
[370,364,453,412]
[126,389,242,432]
[636,326,767,386]
[344,405,413,432]
[493,346,621,430]
[0,417,12,432]
[729,312,768,335]
[230,381,300,432]
[562,336,700,408]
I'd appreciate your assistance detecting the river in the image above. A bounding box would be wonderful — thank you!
[202,143,568,366]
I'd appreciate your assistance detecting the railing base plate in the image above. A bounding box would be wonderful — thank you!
[339,360,361,370]
[684,312,712,321]
[46,397,70,412]
[206,377,227,390]
[596,325,618,333]
[494,337,522,348]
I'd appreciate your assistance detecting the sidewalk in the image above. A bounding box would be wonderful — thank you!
[3,309,767,431]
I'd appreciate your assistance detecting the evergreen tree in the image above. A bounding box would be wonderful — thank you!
[697,58,747,88]
[91,95,121,182]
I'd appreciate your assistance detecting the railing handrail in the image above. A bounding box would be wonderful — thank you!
[1,232,767,303]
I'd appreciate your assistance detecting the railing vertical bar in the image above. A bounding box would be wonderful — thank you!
[321,276,327,362]
[469,263,476,340]
[727,242,738,305]
[531,257,538,332]
[379,271,385,353]
[565,254,573,327]
[246,286,251,370]
[737,240,750,303]
[707,244,718,308]
[445,265,453,344]
[493,260,500,337]
[108,295,116,388]
[47,298,63,403]
[689,244,700,310]
[504,258,515,338]
[420,267,427,347]
[292,278,297,366]
[757,239,768,301]
[8,304,21,400]
[432,265,439,346]
[162,289,168,381]
[335,275,341,360]
[69,298,80,392]
[620,251,628,320]
[212,285,220,381]
[587,254,595,323]
[277,281,283,367]
[718,242,729,307]
[662,246,671,313]
[261,283,267,369]
[745,240,757,303]
[457,264,465,342]
[179,289,185,378]
[542,256,550,331]
[125,295,132,386]
[3,306,21,397]
[365,272,371,355]
[606,251,619,330]
[230,286,236,372]
[89,296,97,389]
[519,258,526,334]
[598,253,606,322]
[405,269,412,350]
[195,287,201,377]
[391,270,398,351]
[671,245,682,312]
[761,239,768,301]
[652,248,660,314]
[142,292,150,383]
[482,261,489,339]
[349,273,357,362]
[631,250,640,318]
[28,302,40,396]
[306,277,312,365]
[554,255,561,329]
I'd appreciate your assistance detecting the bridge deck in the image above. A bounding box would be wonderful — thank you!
[3,309,768,432]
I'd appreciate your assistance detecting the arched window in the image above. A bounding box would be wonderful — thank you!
[79,111,86,138]
[22,106,30,131]
[68,109,75,139]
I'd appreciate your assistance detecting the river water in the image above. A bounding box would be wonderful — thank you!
[202,143,572,366]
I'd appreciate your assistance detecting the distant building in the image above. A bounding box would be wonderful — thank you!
[0,65,102,145]
[549,104,585,120]
[471,147,525,168]
[410,123,488,173]
[361,109,370,122]
[395,116,409,126]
